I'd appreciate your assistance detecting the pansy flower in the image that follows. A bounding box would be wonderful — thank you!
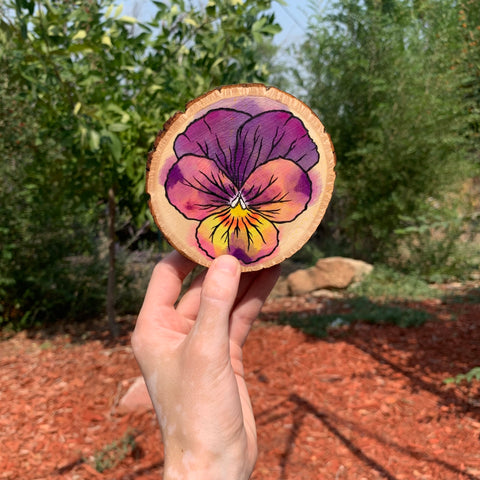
[164,108,320,264]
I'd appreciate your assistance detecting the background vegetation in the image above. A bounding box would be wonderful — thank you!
[0,0,478,332]
[297,0,479,277]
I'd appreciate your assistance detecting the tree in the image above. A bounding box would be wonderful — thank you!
[296,0,477,273]
[0,51,103,326]
[0,0,281,331]
[459,0,480,157]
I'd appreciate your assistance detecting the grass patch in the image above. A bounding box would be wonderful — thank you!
[91,430,138,473]
[443,286,480,305]
[344,297,430,327]
[275,312,333,338]
[274,296,431,338]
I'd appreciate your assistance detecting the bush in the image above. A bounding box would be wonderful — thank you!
[394,206,480,282]
[0,62,106,327]
[296,0,478,273]
[348,265,440,301]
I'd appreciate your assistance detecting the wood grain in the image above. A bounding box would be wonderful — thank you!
[147,84,335,271]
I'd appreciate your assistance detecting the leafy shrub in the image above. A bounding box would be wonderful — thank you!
[444,367,480,385]
[393,195,480,282]
[348,265,440,301]
[0,81,112,327]
[0,0,282,330]
[296,0,478,272]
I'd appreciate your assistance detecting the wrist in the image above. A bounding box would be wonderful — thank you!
[163,444,254,480]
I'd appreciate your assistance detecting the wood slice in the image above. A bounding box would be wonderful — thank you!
[147,84,336,272]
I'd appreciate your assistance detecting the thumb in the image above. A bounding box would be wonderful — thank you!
[192,255,241,349]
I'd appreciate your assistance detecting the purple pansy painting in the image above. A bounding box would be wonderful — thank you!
[163,108,321,264]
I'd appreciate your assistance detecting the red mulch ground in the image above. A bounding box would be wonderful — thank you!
[1,288,480,480]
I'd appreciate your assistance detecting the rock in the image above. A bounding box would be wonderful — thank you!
[286,257,373,295]
[118,376,153,413]
[315,257,373,285]
[287,268,317,296]
[340,258,374,282]
[311,289,345,299]
[312,257,356,289]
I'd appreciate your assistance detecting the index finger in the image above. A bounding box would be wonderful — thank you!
[139,250,196,316]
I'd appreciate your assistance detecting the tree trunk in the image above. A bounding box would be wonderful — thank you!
[107,186,119,337]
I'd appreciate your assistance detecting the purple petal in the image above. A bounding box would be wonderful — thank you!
[174,108,251,181]
[234,110,319,185]
[242,159,312,222]
[165,155,236,220]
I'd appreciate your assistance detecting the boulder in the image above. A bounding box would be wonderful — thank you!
[336,257,374,282]
[287,257,373,295]
[312,257,356,289]
[311,289,345,299]
[287,268,317,296]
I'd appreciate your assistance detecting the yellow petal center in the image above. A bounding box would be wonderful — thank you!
[196,204,279,263]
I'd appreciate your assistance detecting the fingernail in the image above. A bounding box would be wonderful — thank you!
[213,255,240,275]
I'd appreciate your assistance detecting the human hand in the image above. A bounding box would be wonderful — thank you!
[131,251,280,480]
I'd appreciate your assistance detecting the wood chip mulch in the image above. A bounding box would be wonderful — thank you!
[1,291,479,480]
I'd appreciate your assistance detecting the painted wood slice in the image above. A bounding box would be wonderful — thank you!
[147,84,336,272]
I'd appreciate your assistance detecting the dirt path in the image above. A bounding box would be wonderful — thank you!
[1,292,479,479]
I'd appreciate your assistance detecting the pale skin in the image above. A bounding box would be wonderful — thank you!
[131,251,281,480]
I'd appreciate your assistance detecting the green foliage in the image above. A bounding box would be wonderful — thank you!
[91,429,138,473]
[394,206,480,281]
[444,366,480,385]
[145,0,281,108]
[275,296,430,338]
[348,264,440,301]
[274,311,333,338]
[289,241,325,267]
[276,260,441,338]
[296,0,478,272]
[2,0,280,220]
[0,0,281,327]
[343,297,431,327]
[0,56,103,327]
[459,0,480,145]
[443,286,480,305]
